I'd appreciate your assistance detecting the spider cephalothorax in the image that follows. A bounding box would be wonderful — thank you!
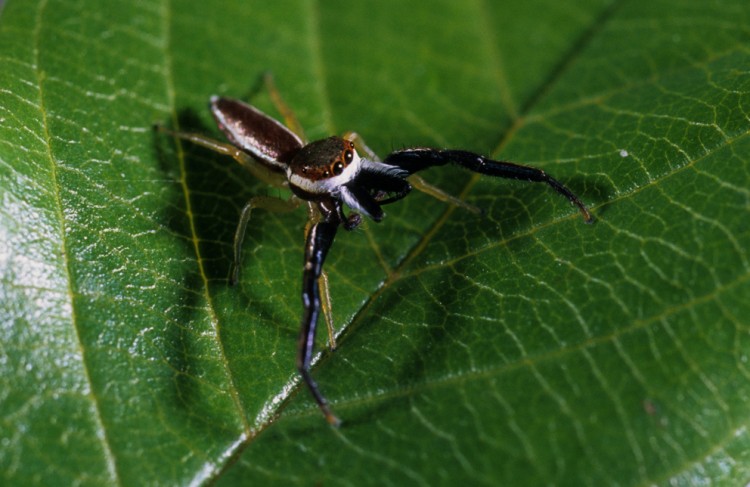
[161,92,592,426]
[288,137,359,187]
[286,135,412,222]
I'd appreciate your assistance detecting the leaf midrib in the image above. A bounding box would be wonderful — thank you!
[160,0,252,441]
[32,0,120,483]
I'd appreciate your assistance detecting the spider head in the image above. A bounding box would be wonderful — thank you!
[287,137,361,195]
[287,137,410,222]
[288,137,358,183]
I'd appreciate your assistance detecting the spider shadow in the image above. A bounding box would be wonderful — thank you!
[155,107,253,283]
[465,172,612,246]
[562,174,613,219]
[153,107,296,415]
[335,171,614,423]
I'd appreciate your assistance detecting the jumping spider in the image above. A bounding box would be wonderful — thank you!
[160,83,592,426]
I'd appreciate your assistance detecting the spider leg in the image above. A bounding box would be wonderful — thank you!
[318,269,336,351]
[230,196,301,285]
[343,131,378,160]
[343,131,481,212]
[156,125,284,187]
[384,149,593,222]
[343,131,412,207]
[263,73,308,143]
[408,174,483,214]
[304,203,339,351]
[298,215,341,426]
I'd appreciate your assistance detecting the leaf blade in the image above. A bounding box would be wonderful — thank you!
[2,0,749,485]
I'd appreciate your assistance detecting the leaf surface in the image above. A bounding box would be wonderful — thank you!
[1,0,749,485]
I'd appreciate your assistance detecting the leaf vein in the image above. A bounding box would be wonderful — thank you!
[31,0,121,483]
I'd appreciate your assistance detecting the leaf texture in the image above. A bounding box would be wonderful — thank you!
[1,0,749,485]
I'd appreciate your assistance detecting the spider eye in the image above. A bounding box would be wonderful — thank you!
[332,162,344,175]
[344,150,354,165]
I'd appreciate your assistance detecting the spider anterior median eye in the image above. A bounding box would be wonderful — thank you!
[333,162,344,175]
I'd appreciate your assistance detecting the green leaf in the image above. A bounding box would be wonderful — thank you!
[2,0,749,485]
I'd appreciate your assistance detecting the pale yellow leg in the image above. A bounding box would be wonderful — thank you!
[408,174,483,215]
[156,125,283,187]
[303,202,337,351]
[343,131,378,160]
[264,73,308,143]
[231,196,301,285]
[318,270,337,351]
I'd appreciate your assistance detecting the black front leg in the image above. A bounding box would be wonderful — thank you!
[297,214,341,426]
[385,148,593,222]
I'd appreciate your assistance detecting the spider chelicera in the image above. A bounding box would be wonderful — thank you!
[160,82,592,426]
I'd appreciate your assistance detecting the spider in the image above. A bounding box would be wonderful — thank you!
[160,83,592,426]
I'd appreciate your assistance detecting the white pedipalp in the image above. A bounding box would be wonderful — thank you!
[338,185,375,219]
